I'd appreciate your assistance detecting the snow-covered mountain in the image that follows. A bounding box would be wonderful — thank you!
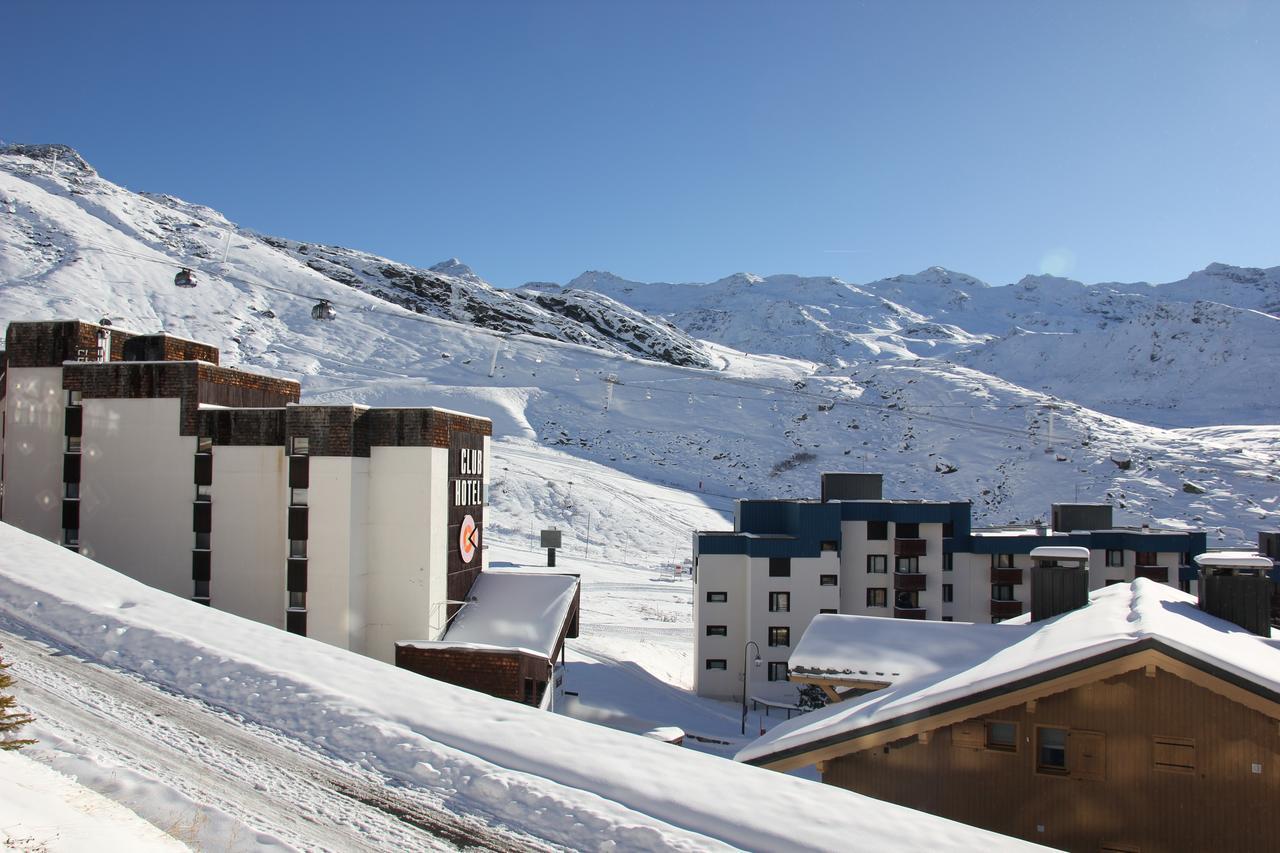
[2,142,1277,552]
[561,263,1280,426]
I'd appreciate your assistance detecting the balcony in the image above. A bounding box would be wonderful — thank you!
[894,607,927,620]
[990,599,1024,619]
[894,571,927,592]
[895,538,927,558]
[990,567,1023,585]
[1135,564,1169,583]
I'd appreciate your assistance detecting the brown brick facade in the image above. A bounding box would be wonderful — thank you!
[286,406,492,457]
[197,408,288,446]
[5,320,134,367]
[395,645,552,706]
[122,334,219,365]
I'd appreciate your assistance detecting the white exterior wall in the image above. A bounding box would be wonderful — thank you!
[211,446,287,628]
[307,456,368,653]
[693,553,748,699]
[365,445,447,663]
[746,553,840,702]
[78,398,195,599]
[839,521,894,617]
[2,367,67,541]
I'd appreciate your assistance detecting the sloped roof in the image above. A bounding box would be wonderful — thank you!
[738,579,1280,766]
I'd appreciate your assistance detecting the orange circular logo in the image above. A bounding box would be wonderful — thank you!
[459,514,478,564]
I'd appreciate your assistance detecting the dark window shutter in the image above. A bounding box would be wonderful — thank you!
[288,506,308,540]
[61,499,80,530]
[192,549,211,582]
[286,610,307,636]
[64,406,82,437]
[193,501,212,533]
[287,558,308,592]
[289,456,309,489]
[194,454,213,485]
[63,453,82,483]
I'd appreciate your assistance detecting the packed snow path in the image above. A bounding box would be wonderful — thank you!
[0,624,546,852]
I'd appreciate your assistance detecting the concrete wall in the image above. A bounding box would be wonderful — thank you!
[2,367,67,541]
[307,456,368,654]
[211,446,287,628]
[694,553,749,699]
[79,398,195,598]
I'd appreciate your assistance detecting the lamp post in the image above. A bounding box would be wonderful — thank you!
[741,640,762,734]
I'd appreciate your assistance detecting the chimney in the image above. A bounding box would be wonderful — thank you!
[1194,552,1274,637]
[1029,546,1091,621]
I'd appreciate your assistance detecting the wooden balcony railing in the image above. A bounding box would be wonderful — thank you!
[894,572,927,592]
[1134,564,1169,583]
[894,607,927,620]
[895,538,927,558]
[990,567,1024,585]
[990,599,1024,619]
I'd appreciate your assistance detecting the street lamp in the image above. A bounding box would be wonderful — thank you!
[741,640,762,734]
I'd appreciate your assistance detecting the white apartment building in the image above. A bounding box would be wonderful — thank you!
[1,320,491,665]
[693,473,1209,701]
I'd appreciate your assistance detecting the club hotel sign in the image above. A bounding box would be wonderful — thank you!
[448,432,486,616]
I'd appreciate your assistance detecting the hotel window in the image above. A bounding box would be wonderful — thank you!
[193,580,210,600]
[62,528,80,547]
[942,521,955,538]
[867,520,888,541]
[942,584,954,603]
[291,436,310,456]
[819,608,837,614]
[866,588,887,607]
[992,583,1015,601]
[1104,579,1125,586]
[706,625,728,636]
[64,482,80,499]
[769,557,791,577]
[1037,727,1068,774]
[986,721,1017,752]
[941,616,953,622]
[819,574,837,586]
[1137,551,1158,566]
[195,483,212,502]
[66,390,83,406]
[867,555,887,574]
[289,539,307,559]
[290,487,308,506]
[197,435,213,454]
[942,553,954,572]
[769,592,790,612]
[706,591,728,603]
[194,531,211,550]
[896,522,919,538]
[994,553,1015,568]
[65,435,81,453]
[768,662,789,682]
[288,591,307,610]
[820,540,838,552]
[705,659,727,670]
[768,626,790,647]
[1106,549,1124,567]
[895,556,919,573]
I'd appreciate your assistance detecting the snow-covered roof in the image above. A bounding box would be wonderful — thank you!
[414,570,578,659]
[1029,545,1090,560]
[0,523,1034,851]
[739,580,1280,767]
[1194,551,1273,569]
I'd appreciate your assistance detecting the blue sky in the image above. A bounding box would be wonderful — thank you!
[5,2,1278,288]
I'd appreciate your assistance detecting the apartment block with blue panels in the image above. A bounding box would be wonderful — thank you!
[692,473,1211,701]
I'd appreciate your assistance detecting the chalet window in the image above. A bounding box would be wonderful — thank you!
[942,553,954,572]
[768,626,790,647]
[867,554,887,574]
[769,592,790,612]
[866,588,887,607]
[768,662,789,682]
[942,584,954,603]
[896,556,920,573]
[986,721,1017,752]
[1037,727,1068,774]
[706,591,728,603]
[994,553,1015,569]
[867,520,888,540]
[705,659,727,670]
[896,522,919,538]
[819,608,837,614]
[289,539,307,559]
[769,557,791,577]
[706,625,728,636]
[1106,549,1124,567]
[1153,736,1196,774]
[992,583,1015,601]
[820,574,838,586]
